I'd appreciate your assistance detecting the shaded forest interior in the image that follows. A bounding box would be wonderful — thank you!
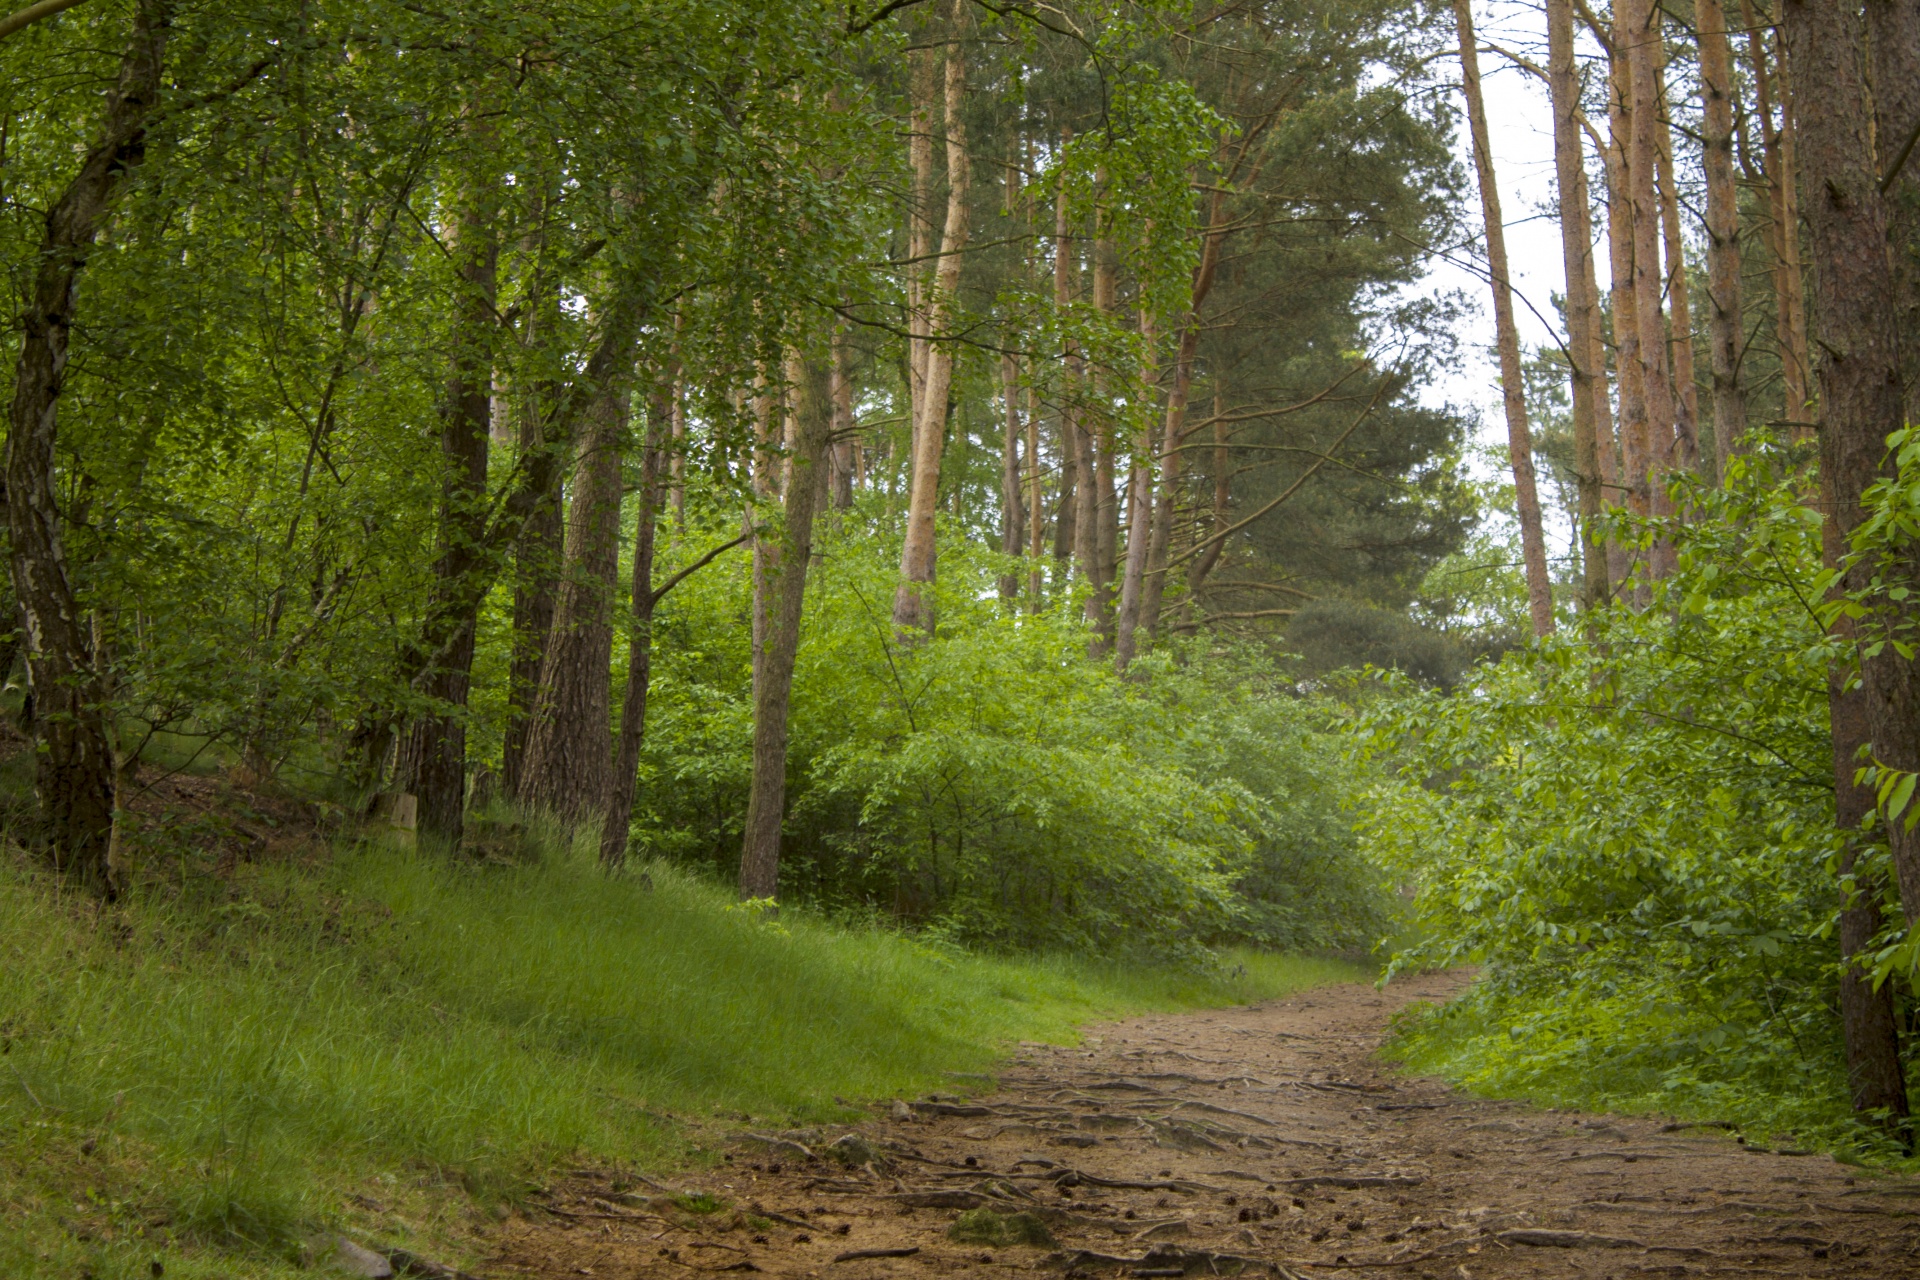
[4,0,1920,1275]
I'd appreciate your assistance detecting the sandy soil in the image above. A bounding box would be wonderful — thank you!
[488,970,1920,1279]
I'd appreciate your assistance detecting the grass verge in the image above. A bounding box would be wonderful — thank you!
[0,836,1367,1279]
[1381,975,1919,1171]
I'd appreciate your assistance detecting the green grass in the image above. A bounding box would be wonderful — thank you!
[1381,975,1920,1172]
[0,836,1367,1279]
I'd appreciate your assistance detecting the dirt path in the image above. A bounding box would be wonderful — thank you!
[491,971,1920,1279]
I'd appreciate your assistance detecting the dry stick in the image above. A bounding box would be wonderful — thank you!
[1455,0,1555,636]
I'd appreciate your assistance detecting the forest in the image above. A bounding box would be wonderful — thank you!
[1,0,1919,1275]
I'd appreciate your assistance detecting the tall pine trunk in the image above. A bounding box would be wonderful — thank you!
[1456,0,1554,637]
[6,0,170,894]
[739,352,834,901]
[1869,0,1920,425]
[1698,0,1749,474]
[1625,0,1680,548]
[999,350,1025,597]
[892,0,969,635]
[518,361,632,822]
[1780,0,1920,926]
[1607,17,1652,536]
[1547,0,1610,609]
[1653,35,1699,471]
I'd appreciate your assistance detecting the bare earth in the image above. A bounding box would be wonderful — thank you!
[490,971,1920,1280]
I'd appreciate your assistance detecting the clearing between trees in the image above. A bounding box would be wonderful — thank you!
[486,972,1920,1280]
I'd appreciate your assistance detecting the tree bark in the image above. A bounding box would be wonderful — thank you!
[6,0,169,894]
[407,121,499,845]
[1086,180,1119,650]
[1114,304,1155,670]
[1139,184,1229,644]
[518,357,632,823]
[1868,0,1920,424]
[1625,0,1680,546]
[503,314,563,802]
[1546,0,1610,610]
[1698,0,1749,475]
[1697,0,1758,475]
[1608,20,1652,536]
[1653,34,1699,472]
[999,350,1024,597]
[1455,0,1554,637]
[1821,480,1911,1134]
[831,332,855,509]
[892,0,968,635]
[738,351,833,902]
[1187,390,1231,598]
[600,387,668,867]
[1781,0,1920,924]
[1747,10,1813,431]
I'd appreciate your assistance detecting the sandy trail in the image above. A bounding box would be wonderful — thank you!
[492,971,1920,1279]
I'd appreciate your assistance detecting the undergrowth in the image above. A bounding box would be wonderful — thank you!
[0,832,1365,1279]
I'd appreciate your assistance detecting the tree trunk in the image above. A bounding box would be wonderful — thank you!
[518,361,632,823]
[1086,182,1119,650]
[1456,0,1554,637]
[600,387,668,867]
[1868,0,1920,425]
[1625,0,1680,547]
[906,39,937,437]
[1698,0,1749,476]
[738,351,833,902]
[1747,10,1813,431]
[1608,24,1652,534]
[1653,35,1699,472]
[1141,185,1229,641]
[999,350,1024,597]
[1821,479,1911,1134]
[1114,305,1155,670]
[1781,0,1920,924]
[6,0,169,894]
[1547,0,1610,610]
[504,368,563,802]
[892,0,969,636]
[1026,380,1044,603]
[407,127,499,845]
[1187,390,1231,598]
[831,332,856,509]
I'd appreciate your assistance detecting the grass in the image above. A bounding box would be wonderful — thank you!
[0,830,1367,1280]
[1380,975,1920,1172]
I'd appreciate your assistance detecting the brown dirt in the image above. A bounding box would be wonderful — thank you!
[488,970,1920,1280]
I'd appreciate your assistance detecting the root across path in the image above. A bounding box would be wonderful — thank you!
[491,971,1920,1279]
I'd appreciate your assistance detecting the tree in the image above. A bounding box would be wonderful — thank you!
[1453,0,1553,637]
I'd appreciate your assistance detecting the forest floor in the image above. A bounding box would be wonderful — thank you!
[487,970,1920,1280]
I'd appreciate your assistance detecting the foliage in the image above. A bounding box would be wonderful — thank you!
[1352,450,1916,1159]
[616,506,1389,956]
[0,835,1368,1277]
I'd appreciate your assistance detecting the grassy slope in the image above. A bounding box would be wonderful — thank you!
[0,841,1365,1279]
